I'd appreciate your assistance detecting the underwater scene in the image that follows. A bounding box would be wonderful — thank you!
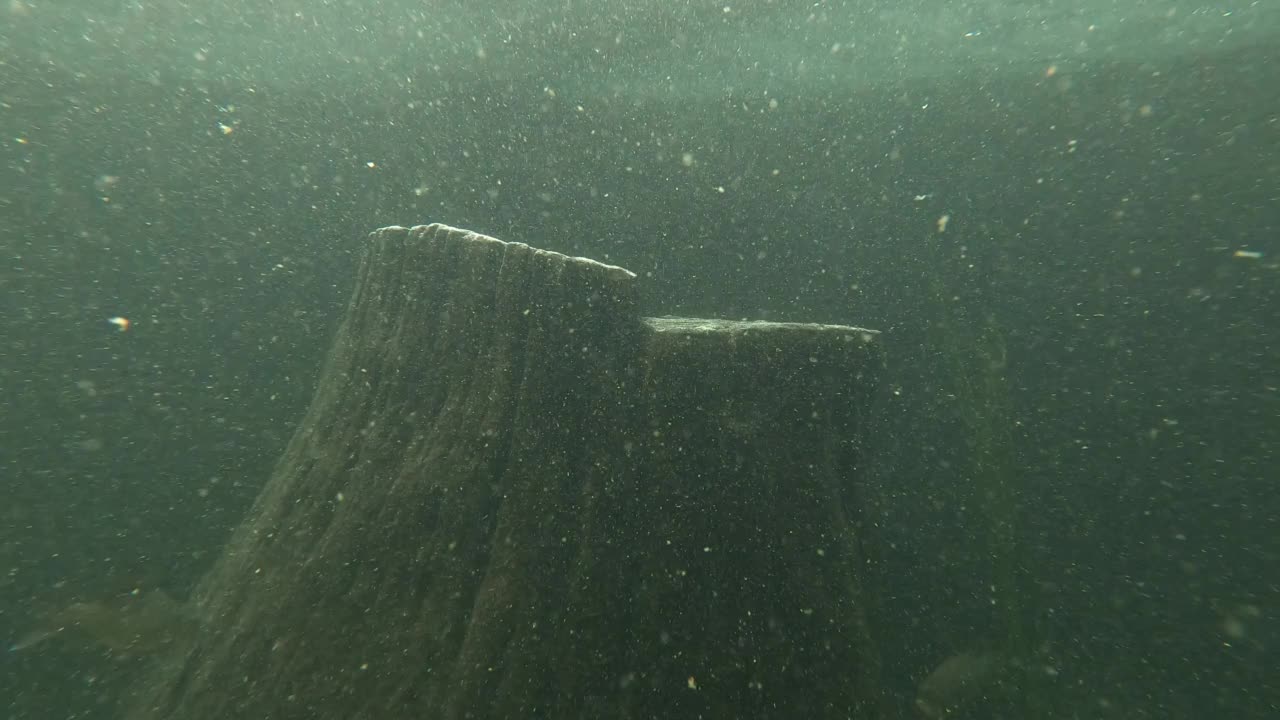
[2,1,1278,718]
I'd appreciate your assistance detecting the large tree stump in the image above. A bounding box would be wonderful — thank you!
[129,224,885,719]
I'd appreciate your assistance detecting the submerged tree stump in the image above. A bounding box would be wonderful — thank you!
[129,224,885,720]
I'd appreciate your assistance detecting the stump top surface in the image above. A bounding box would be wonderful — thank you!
[376,223,638,280]
[646,316,880,339]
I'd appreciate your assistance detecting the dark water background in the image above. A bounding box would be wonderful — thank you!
[2,2,1278,717]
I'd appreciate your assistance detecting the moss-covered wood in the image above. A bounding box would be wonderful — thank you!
[128,223,885,720]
